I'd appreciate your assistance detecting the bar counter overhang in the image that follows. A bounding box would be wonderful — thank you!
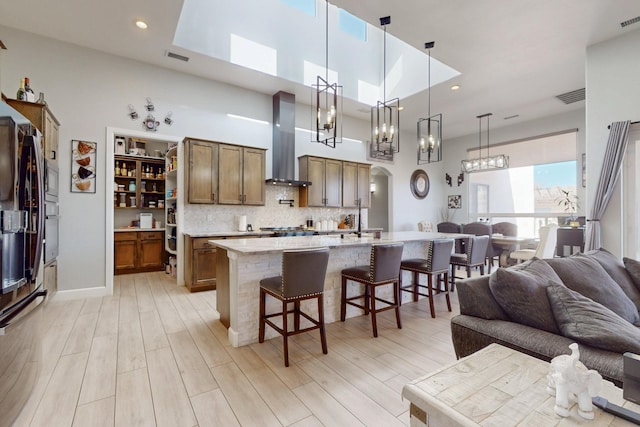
[210,231,470,347]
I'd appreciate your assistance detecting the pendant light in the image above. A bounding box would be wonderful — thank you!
[370,16,400,157]
[461,113,509,173]
[417,41,442,164]
[312,0,342,147]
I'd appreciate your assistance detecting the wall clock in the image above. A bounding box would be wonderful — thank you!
[410,169,430,199]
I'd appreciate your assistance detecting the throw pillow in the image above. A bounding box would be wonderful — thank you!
[546,281,640,354]
[545,256,640,325]
[624,257,640,291]
[580,248,640,313]
[488,258,561,334]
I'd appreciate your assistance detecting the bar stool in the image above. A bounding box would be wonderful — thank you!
[399,239,454,318]
[259,247,330,367]
[340,243,404,337]
[449,235,490,290]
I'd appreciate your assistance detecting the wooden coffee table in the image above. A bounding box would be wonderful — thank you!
[402,343,639,426]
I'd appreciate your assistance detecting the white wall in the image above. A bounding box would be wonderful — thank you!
[586,28,640,257]
[442,108,586,224]
[0,25,444,294]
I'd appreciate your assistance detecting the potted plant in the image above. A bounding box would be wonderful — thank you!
[557,188,580,227]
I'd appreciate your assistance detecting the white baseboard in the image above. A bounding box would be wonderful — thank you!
[52,286,110,301]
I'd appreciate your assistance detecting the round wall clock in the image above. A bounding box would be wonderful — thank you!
[410,169,430,199]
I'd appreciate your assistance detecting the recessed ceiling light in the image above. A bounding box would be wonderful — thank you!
[450,85,460,91]
[135,20,148,29]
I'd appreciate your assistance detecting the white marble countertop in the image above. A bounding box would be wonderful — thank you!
[209,231,471,255]
[183,231,273,238]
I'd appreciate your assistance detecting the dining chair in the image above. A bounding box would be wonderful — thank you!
[340,243,404,337]
[490,222,517,265]
[462,222,493,272]
[259,247,330,367]
[399,239,455,318]
[510,224,559,263]
[449,235,490,290]
[437,222,463,253]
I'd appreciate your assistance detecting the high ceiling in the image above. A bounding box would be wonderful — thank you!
[1,0,638,139]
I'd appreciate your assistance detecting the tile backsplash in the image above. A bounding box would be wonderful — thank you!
[183,186,367,233]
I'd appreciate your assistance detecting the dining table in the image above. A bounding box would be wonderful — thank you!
[491,234,539,267]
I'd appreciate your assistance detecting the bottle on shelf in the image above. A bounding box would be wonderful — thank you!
[145,165,150,178]
[24,78,36,102]
[115,162,121,176]
[17,78,27,101]
[121,162,127,177]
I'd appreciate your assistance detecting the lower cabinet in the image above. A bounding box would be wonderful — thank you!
[114,231,165,274]
[184,237,218,292]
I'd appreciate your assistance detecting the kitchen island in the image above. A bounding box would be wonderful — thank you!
[209,231,469,347]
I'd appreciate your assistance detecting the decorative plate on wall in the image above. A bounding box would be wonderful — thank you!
[410,169,430,199]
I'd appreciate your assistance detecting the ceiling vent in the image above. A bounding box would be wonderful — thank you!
[555,88,585,105]
[621,16,640,28]
[165,51,190,62]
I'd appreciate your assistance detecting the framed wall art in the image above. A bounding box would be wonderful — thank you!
[448,194,462,209]
[71,139,97,193]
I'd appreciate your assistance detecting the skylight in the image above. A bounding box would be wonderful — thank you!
[338,9,367,41]
[280,0,316,16]
[173,0,460,106]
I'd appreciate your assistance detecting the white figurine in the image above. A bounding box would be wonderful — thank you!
[546,343,603,419]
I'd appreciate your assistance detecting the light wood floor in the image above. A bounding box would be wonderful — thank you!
[14,271,463,427]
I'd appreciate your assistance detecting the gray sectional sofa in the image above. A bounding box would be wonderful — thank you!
[451,248,640,387]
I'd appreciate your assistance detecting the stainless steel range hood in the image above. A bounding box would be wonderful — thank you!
[265,91,311,187]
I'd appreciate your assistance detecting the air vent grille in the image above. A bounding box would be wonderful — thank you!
[166,51,190,62]
[621,16,640,28]
[555,88,585,105]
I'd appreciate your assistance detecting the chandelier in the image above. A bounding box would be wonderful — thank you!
[371,16,400,156]
[312,0,342,147]
[461,113,509,173]
[417,41,442,164]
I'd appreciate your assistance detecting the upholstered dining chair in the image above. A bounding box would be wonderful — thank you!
[490,221,518,265]
[399,239,455,318]
[449,235,490,290]
[510,224,559,263]
[340,242,404,337]
[259,247,330,367]
[462,222,493,272]
[437,222,463,253]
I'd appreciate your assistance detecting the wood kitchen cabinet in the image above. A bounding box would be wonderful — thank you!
[6,98,59,163]
[343,162,371,208]
[184,236,217,292]
[186,138,218,204]
[218,144,266,205]
[114,231,165,274]
[298,155,342,207]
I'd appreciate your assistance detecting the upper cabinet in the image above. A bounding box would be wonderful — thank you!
[299,156,342,208]
[186,138,219,204]
[185,138,265,206]
[7,99,59,163]
[342,161,371,208]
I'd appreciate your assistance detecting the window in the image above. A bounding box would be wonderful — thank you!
[280,0,316,16]
[338,9,367,41]
[468,130,578,237]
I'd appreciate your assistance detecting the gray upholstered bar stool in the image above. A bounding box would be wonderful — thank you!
[340,242,404,337]
[259,247,330,367]
[399,239,455,318]
[449,235,490,290]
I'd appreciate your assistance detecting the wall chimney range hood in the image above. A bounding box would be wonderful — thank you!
[266,91,312,187]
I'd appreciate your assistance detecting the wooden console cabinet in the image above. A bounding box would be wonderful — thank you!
[114,231,165,274]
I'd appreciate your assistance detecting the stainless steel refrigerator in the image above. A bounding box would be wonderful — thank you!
[0,102,47,426]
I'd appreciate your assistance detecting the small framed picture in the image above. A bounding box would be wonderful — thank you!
[448,194,462,209]
[71,140,97,193]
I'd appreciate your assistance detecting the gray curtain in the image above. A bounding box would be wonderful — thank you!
[585,120,630,251]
